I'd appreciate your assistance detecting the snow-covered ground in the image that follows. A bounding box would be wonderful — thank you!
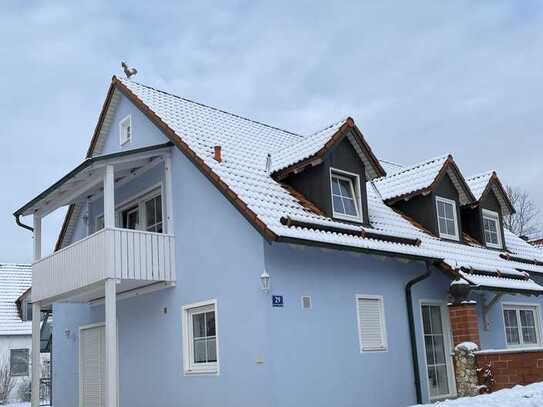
[414,382,543,406]
[4,403,30,407]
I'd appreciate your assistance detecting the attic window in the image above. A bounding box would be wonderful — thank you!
[119,115,132,146]
[330,169,362,222]
[482,209,502,249]
[435,196,459,240]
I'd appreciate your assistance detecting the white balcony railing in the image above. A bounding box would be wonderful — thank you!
[32,228,176,302]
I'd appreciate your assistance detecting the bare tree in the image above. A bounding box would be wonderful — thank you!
[504,185,541,237]
[0,358,14,404]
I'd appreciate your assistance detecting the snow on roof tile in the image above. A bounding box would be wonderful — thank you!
[373,155,449,201]
[0,264,31,336]
[269,118,348,173]
[466,171,494,201]
[113,78,543,293]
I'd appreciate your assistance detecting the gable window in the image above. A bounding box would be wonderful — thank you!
[503,304,541,347]
[482,209,502,249]
[10,349,29,376]
[330,169,362,222]
[356,295,387,352]
[21,299,32,322]
[182,299,219,375]
[119,115,132,146]
[435,196,459,240]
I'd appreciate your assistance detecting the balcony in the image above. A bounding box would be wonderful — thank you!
[32,227,176,303]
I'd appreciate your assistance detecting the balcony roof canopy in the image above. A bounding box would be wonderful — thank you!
[15,143,173,218]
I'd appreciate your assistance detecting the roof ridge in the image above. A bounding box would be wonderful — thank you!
[466,170,495,182]
[374,154,450,183]
[117,76,302,138]
[270,117,348,155]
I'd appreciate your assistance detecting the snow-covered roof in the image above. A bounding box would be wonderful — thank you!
[466,171,514,215]
[0,264,31,336]
[372,154,475,205]
[72,77,543,294]
[269,118,384,180]
[466,171,494,200]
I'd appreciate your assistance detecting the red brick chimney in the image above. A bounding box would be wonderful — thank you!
[214,145,222,163]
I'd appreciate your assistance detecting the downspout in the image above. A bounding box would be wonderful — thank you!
[406,260,433,405]
[14,214,34,232]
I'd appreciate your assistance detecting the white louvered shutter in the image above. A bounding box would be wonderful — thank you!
[357,297,387,351]
[80,325,106,407]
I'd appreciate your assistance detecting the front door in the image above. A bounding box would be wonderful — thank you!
[421,303,456,401]
[80,324,105,407]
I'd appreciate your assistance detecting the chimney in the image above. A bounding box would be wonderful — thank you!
[214,145,222,163]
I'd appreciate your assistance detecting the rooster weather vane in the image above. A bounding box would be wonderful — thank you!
[121,61,138,79]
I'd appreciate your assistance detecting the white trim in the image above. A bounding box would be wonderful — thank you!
[119,115,132,146]
[329,167,364,223]
[482,208,503,249]
[355,294,388,352]
[501,302,542,348]
[419,299,457,402]
[435,196,460,241]
[182,299,220,376]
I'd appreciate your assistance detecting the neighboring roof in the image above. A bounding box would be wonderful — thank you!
[530,239,543,249]
[54,76,543,294]
[0,264,31,335]
[466,171,515,216]
[270,117,386,180]
[373,154,476,205]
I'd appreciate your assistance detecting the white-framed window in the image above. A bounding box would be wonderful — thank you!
[356,295,387,352]
[10,348,29,377]
[182,299,219,375]
[119,115,132,146]
[301,296,312,310]
[330,168,363,222]
[95,187,165,234]
[435,196,459,240]
[482,209,502,249]
[503,304,541,347]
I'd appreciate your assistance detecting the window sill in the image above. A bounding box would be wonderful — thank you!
[184,368,219,376]
[332,213,364,224]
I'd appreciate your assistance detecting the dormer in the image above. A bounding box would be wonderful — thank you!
[374,155,475,242]
[270,118,386,226]
[464,171,515,250]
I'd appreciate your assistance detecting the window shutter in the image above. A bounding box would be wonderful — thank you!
[357,296,387,351]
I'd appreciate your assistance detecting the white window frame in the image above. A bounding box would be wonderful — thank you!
[482,209,502,249]
[329,168,363,223]
[182,299,220,375]
[435,196,459,241]
[355,294,388,352]
[419,300,457,401]
[502,303,542,348]
[119,115,132,146]
[95,183,166,234]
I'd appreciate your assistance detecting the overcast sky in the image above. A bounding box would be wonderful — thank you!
[1,1,542,263]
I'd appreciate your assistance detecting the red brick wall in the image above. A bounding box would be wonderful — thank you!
[448,303,480,347]
[476,350,543,391]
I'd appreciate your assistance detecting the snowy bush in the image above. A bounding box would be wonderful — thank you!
[0,359,14,404]
[17,378,31,402]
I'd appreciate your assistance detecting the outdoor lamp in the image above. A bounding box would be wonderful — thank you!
[260,270,270,293]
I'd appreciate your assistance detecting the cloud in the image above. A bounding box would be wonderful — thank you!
[1,0,543,261]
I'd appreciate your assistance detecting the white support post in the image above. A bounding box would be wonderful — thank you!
[104,165,115,228]
[105,279,118,407]
[33,214,41,262]
[31,302,41,407]
[164,154,174,234]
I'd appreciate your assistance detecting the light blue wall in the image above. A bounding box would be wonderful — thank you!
[263,243,454,406]
[475,290,543,350]
[53,92,273,407]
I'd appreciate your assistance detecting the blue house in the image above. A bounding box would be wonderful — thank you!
[14,76,543,407]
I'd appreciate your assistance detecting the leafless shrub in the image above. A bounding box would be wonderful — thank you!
[0,359,14,404]
[504,185,540,238]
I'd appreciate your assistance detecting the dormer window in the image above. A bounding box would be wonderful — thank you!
[119,115,132,146]
[330,168,362,222]
[435,196,459,240]
[482,209,502,249]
